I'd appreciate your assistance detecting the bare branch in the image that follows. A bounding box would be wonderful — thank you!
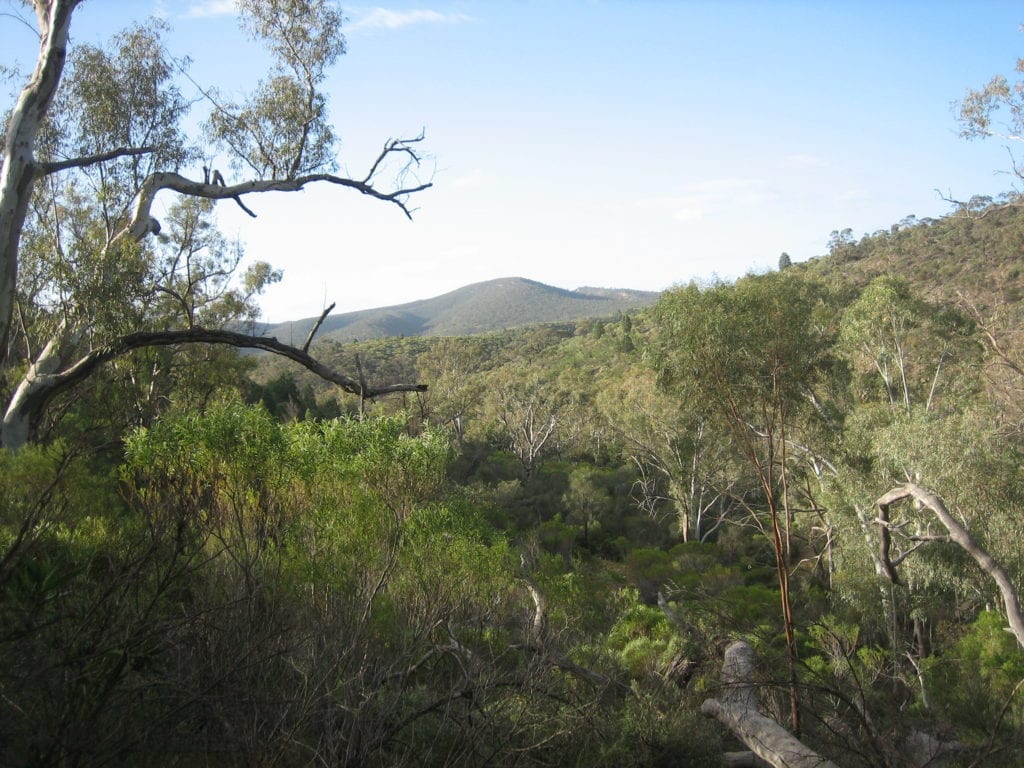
[876,483,1024,649]
[3,326,426,448]
[302,301,335,354]
[37,146,158,175]
[362,131,426,185]
[118,160,433,244]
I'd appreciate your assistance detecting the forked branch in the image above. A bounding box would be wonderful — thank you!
[875,483,1024,649]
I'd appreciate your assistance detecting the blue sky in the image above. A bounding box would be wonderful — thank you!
[3,1,1024,321]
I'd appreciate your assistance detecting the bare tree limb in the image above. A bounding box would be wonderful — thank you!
[876,483,1024,649]
[37,146,158,175]
[302,301,335,354]
[2,326,426,449]
[117,136,433,244]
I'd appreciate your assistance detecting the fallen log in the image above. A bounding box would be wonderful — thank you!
[701,641,839,768]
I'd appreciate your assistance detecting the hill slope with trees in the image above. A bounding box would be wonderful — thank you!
[4,3,1024,767]
[258,277,661,343]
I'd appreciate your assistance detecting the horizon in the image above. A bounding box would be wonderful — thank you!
[3,1,1023,322]
[265,275,663,325]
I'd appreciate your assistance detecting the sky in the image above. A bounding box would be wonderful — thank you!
[3,1,1024,322]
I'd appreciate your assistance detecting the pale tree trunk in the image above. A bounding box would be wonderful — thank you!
[701,641,839,768]
[0,1,434,451]
[876,483,1024,649]
[0,0,81,359]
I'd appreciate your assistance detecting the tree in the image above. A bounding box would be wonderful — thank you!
[875,483,1024,650]
[958,53,1024,167]
[416,337,489,444]
[778,251,792,270]
[0,1,430,449]
[596,363,734,543]
[838,275,953,412]
[648,271,835,733]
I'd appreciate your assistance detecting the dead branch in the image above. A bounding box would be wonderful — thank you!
[117,135,432,243]
[2,325,426,448]
[302,301,335,354]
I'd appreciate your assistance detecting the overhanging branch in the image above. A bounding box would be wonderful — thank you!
[3,326,427,449]
[876,483,1024,649]
[63,327,426,399]
[117,134,433,243]
[38,145,158,175]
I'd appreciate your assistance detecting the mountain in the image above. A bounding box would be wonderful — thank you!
[258,277,661,344]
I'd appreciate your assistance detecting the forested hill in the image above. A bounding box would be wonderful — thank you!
[799,202,1024,312]
[266,202,1024,348]
[258,277,660,343]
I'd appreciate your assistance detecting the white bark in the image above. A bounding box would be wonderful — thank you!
[0,1,81,358]
[701,641,839,768]
[876,483,1024,650]
[2,329,75,450]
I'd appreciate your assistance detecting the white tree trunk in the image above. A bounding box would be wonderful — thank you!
[701,641,839,768]
[0,0,80,359]
[876,483,1024,650]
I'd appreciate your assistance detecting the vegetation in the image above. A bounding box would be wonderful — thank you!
[258,277,660,344]
[3,3,1024,767]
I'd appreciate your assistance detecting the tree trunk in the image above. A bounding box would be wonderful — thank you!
[876,483,1024,650]
[701,641,839,768]
[0,1,80,360]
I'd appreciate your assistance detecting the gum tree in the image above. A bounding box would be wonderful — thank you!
[648,271,834,734]
[0,0,430,448]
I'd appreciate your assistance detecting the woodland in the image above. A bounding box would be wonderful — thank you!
[3,1,1024,766]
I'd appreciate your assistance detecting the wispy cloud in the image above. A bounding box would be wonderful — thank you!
[348,8,473,32]
[182,0,236,19]
[637,179,778,223]
[451,168,493,190]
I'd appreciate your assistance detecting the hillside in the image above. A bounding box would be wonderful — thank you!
[798,203,1024,311]
[258,277,660,343]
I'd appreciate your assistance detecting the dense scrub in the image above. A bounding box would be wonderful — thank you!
[3,3,1024,764]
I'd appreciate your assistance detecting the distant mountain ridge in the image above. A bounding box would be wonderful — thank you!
[258,277,661,343]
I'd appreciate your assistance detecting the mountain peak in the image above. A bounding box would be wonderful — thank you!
[260,277,660,343]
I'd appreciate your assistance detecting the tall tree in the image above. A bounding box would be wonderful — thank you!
[0,0,430,448]
[648,271,834,733]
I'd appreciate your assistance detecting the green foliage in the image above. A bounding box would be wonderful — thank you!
[605,589,683,678]
[927,610,1024,738]
[208,0,343,177]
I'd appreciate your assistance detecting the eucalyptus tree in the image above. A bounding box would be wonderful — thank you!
[648,271,835,733]
[416,337,490,445]
[0,0,430,448]
[595,363,735,543]
[838,275,972,413]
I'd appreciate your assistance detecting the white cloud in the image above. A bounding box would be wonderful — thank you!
[348,8,472,32]
[636,179,779,223]
[182,0,236,19]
